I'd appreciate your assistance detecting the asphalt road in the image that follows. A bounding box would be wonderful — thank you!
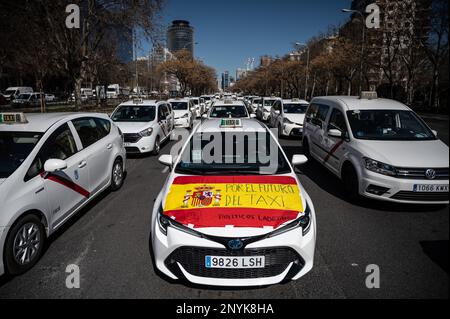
[0,118,448,299]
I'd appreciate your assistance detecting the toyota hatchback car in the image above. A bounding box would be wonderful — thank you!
[0,112,126,275]
[151,118,316,287]
[302,92,449,204]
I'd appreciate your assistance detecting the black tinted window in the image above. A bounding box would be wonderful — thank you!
[328,109,347,133]
[26,123,77,181]
[72,117,106,148]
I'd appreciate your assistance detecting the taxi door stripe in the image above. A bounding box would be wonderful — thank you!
[41,173,90,198]
[323,140,345,164]
[172,176,297,185]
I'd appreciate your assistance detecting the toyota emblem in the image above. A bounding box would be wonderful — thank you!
[228,239,244,250]
[425,169,436,180]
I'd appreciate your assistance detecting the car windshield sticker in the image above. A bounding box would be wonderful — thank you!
[163,176,304,229]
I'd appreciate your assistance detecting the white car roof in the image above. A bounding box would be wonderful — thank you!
[196,118,267,134]
[312,96,411,112]
[168,98,190,103]
[0,112,109,133]
[118,99,160,106]
[283,99,309,104]
[212,100,246,107]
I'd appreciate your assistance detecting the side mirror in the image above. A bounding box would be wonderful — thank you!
[250,114,257,118]
[44,159,67,173]
[292,154,308,166]
[158,154,173,167]
[328,129,343,138]
[432,130,438,137]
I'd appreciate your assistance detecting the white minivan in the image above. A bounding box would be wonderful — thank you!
[302,93,449,204]
[3,87,33,101]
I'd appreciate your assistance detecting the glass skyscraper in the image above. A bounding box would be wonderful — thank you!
[167,20,194,55]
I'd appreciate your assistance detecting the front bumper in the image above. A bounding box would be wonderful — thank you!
[0,227,7,276]
[174,118,191,128]
[124,135,156,154]
[152,222,315,287]
[360,170,449,204]
[282,124,303,137]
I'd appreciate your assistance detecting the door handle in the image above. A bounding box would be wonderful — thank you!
[78,161,87,169]
[107,144,113,150]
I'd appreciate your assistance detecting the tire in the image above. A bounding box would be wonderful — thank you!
[110,158,124,191]
[278,124,283,139]
[342,164,360,200]
[152,136,161,156]
[4,214,46,275]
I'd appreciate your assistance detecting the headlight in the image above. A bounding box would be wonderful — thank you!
[268,202,312,237]
[182,113,189,118]
[139,128,153,137]
[158,204,203,238]
[364,157,397,177]
[283,118,294,124]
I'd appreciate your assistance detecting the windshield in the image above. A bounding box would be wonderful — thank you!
[284,104,308,114]
[175,132,291,175]
[347,110,436,141]
[192,99,199,105]
[111,105,156,122]
[253,99,262,105]
[0,132,42,179]
[107,88,117,92]
[210,105,248,118]
[5,90,16,95]
[171,102,189,110]
[264,100,275,107]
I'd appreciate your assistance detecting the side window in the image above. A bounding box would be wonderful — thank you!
[328,109,348,133]
[26,123,77,181]
[72,117,105,148]
[317,105,330,122]
[158,105,167,120]
[95,118,111,138]
[164,104,171,116]
[273,101,281,112]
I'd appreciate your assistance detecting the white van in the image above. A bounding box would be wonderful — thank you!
[3,87,33,101]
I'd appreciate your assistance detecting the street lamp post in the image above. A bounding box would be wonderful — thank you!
[295,42,310,100]
[342,8,366,95]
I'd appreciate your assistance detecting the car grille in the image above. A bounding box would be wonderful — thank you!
[165,247,304,279]
[395,168,449,180]
[290,128,303,136]
[123,133,142,143]
[391,191,449,202]
[125,146,141,154]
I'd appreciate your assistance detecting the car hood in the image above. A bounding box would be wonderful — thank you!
[357,139,449,168]
[0,178,6,186]
[113,121,154,134]
[174,110,189,118]
[161,175,306,237]
[284,114,305,125]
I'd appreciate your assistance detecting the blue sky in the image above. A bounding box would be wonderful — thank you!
[140,0,353,77]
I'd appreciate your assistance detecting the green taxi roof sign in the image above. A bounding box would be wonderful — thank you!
[220,118,242,128]
[0,113,28,124]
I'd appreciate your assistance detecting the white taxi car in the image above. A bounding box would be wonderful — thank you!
[111,99,174,155]
[269,99,309,138]
[168,98,194,129]
[191,97,206,118]
[151,118,316,287]
[204,99,254,119]
[0,112,126,275]
[256,97,280,122]
[302,93,449,204]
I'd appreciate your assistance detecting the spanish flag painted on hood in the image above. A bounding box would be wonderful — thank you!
[163,176,304,229]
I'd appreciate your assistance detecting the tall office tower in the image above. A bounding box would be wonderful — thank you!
[167,20,195,55]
